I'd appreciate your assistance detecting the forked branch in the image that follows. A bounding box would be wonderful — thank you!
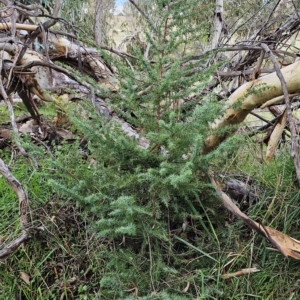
[261,43,300,184]
[0,159,30,260]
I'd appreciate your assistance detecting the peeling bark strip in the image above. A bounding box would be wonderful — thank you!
[0,159,30,260]
[266,109,287,161]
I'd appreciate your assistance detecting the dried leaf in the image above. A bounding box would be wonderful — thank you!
[20,271,30,285]
[211,176,300,260]
[221,268,260,279]
[19,119,35,133]
[56,129,74,140]
[266,109,287,161]
[52,112,69,127]
[0,129,11,140]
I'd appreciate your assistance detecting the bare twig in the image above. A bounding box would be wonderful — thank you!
[50,30,76,39]
[100,44,139,60]
[252,0,282,41]
[16,0,62,63]
[14,0,43,12]
[0,159,28,229]
[129,0,155,29]
[6,45,20,90]
[261,43,300,184]
[0,234,30,260]
[11,60,79,82]
[250,112,274,126]
[30,136,55,158]
[224,0,269,44]
[0,158,30,260]
[252,50,265,80]
[0,59,38,167]
[291,0,300,20]
[215,67,274,77]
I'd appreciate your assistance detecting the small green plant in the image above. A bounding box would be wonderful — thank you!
[45,0,232,298]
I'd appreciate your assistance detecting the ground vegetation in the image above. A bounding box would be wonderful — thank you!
[1,0,300,299]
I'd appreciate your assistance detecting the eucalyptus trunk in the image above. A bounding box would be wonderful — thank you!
[94,0,103,45]
[211,0,223,48]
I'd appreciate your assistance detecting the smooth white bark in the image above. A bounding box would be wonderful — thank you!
[204,61,300,153]
[211,0,223,49]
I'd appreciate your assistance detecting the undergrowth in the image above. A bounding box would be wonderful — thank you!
[1,127,300,299]
[1,0,300,299]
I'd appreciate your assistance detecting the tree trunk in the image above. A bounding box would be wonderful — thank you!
[211,0,223,49]
[94,0,103,46]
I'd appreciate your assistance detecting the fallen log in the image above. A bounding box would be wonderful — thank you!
[204,61,300,153]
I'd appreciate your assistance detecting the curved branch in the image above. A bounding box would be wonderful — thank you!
[0,158,30,260]
[261,43,300,183]
[204,61,300,153]
[16,0,62,63]
[0,59,38,166]
[129,0,156,29]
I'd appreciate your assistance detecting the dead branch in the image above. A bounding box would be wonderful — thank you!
[101,44,138,60]
[0,158,30,260]
[0,234,30,260]
[129,0,156,29]
[204,60,300,153]
[215,67,275,77]
[261,43,300,184]
[221,268,260,279]
[16,0,62,63]
[0,59,38,166]
[12,60,79,82]
[251,50,265,80]
[250,112,273,126]
[252,0,282,41]
[0,23,38,31]
[211,175,300,259]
